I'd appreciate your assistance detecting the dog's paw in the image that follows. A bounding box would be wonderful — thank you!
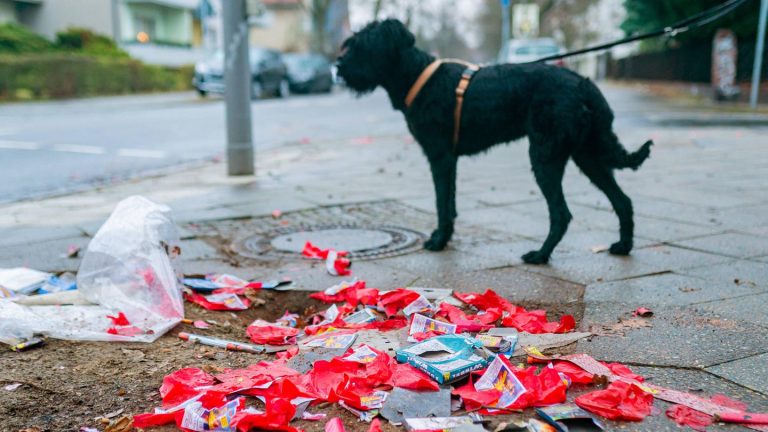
[609,240,633,256]
[522,250,550,265]
[424,230,451,251]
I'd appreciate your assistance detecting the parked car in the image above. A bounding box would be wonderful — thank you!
[283,53,334,94]
[499,38,566,66]
[193,48,289,99]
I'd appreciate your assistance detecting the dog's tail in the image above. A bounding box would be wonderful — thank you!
[611,139,653,170]
[581,79,653,170]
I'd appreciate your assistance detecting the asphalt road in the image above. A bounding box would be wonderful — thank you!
[2,84,763,204]
[0,90,404,203]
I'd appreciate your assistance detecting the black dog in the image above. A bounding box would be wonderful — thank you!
[336,19,652,264]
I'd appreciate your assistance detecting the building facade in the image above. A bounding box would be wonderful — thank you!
[0,0,203,66]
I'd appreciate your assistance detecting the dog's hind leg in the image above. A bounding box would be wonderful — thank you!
[573,154,634,255]
[522,153,571,264]
[424,151,458,251]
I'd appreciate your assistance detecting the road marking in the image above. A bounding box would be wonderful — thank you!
[0,140,40,150]
[117,148,167,159]
[52,144,105,154]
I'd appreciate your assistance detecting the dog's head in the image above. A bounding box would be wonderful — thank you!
[336,19,415,95]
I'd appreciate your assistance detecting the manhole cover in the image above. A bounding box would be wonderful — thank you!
[232,224,425,261]
[271,229,393,253]
[184,201,507,262]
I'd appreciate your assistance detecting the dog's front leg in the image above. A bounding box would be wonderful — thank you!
[424,152,457,251]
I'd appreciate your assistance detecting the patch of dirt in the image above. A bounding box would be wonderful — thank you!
[0,289,583,431]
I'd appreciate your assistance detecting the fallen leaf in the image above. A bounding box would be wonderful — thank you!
[104,415,132,432]
[590,317,652,337]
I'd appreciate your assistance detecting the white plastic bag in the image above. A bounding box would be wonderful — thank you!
[0,196,184,342]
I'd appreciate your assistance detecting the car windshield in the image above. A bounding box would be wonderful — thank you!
[284,55,326,71]
[514,44,560,56]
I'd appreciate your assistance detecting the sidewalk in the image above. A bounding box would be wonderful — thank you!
[1,84,767,430]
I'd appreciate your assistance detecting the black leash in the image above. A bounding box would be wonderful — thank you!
[531,0,752,63]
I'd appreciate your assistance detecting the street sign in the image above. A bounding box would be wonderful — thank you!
[513,3,539,38]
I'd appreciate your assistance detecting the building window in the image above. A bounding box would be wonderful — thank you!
[134,16,156,43]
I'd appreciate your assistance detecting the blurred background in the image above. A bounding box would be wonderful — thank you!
[0,0,766,202]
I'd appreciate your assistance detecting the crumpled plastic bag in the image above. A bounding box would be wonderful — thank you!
[0,196,184,342]
[575,381,654,421]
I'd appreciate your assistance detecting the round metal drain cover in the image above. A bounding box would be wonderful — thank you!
[232,224,426,261]
[271,229,393,253]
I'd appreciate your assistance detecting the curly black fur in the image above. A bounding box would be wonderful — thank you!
[337,19,653,264]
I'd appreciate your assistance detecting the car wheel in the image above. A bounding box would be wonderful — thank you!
[251,81,264,100]
[278,78,290,98]
[197,89,208,97]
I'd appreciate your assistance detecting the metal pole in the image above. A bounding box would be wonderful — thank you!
[223,0,254,175]
[750,0,768,108]
[501,0,511,62]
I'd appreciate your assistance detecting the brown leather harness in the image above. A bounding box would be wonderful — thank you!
[404,59,481,151]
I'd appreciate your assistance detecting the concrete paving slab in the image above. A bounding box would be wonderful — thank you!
[630,244,730,271]
[224,196,315,218]
[673,232,768,259]
[456,205,552,239]
[679,259,768,290]
[0,235,90,272]
[374,247,517,277]
[0,225,85,248]
[585,273,763,307]
[179,239,220,261]
[707,353,768,395]
[577,302,768,368]
[520,252,660,285]
[569,207,717,243]
[695,292,768,327]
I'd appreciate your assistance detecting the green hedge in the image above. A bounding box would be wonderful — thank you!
[0,54,193,100]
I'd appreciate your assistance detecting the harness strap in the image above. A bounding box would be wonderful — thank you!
[404,58,480,151]
[452,65,480,149]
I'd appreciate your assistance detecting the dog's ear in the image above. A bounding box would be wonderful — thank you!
[378,19,415,52]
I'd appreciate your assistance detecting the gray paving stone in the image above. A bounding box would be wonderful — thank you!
[0,225,85,248]
[457,205,552,239]
[569,207,716,243]
[585,273,763,307]
[673,232,768,259]
[375,246,520,276]
[0,235,90,272]
[679,259,768,290]
[707,353,768,395]
[520,252,661,285]
[224,196,315,218]
[696,292,768,327]
[180,239,221,261]
[577,302,768,368]
[630,244,730,272]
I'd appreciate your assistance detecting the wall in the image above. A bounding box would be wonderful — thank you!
[0,1,17,24]
[19,0,114,40]
[249,8,307,52]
